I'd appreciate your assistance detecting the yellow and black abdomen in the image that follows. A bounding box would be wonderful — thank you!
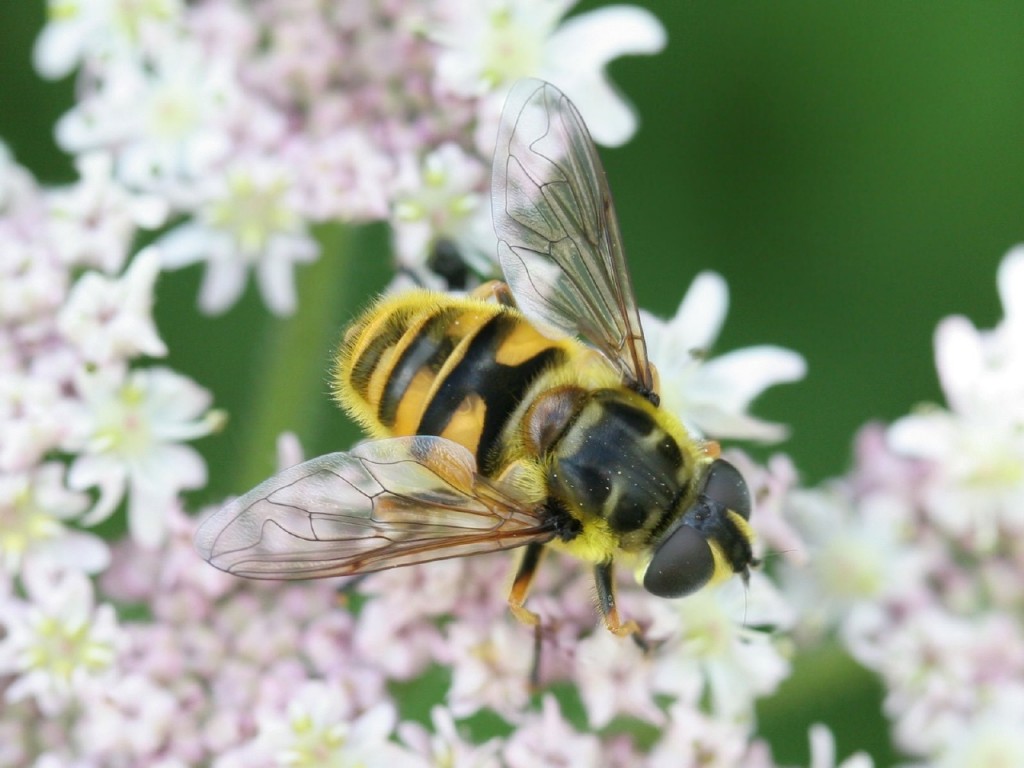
[334,291,570,476]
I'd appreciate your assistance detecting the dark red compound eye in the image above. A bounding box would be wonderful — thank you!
[643,524,715,598]
[702,459,751,520]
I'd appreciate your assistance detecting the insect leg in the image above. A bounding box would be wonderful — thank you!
[507,542,545,627]
[508,542,548,688]
[469,280,517,307]
[427,238,470,290]
[594,561,647,649]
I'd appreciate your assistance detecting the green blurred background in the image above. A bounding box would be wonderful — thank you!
[4,2,1023,764]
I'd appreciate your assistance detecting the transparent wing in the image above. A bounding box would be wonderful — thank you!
[195,436,554,579]
[492,79,655,396]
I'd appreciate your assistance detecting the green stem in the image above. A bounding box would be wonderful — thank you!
[228,222,357,493]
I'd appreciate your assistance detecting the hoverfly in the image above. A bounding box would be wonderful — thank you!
[196,80,755,640]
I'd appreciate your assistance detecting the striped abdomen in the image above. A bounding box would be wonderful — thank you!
[335,291,569,476]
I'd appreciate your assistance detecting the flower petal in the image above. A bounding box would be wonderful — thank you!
[685,403,792,442]
[887,411,957,461]
[138,367,213,427]
[158,222,214,268]
[198,258,248,315]
[133,442,207,496]
[68,455,128,527]
[546,7,667,147]
[37,531,111,574]
[697,346,807,409]
[256,252,299,316]
[934,315,983,414]
[998,244,1024,327]
[32,20,85,80]
[670,271,729,351]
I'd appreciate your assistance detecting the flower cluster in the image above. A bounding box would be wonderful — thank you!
[0,139,225,761]
[0,239,832,765]
[11,1,1017,766]
[777,248,1024,765]
[0,483,832,767]
[35,0,666,312]
[1,60,831,763]
[0,146,223,580]
[3,1,835,765]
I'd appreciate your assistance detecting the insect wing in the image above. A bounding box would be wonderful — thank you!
[195,436,554,579]
[492,79,655,395]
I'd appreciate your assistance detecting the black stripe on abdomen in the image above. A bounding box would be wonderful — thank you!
[378,308,458,427]
[349,313,409,400]
[417,314,562,475]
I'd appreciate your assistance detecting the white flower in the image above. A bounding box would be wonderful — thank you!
[159,158,318,315]
[0,229,67,327]
[642,271,807,442]
[73,673,179,761]
[255,681,413,768]
[502,695,602,768]
[777,486,924,646]
[646,702,750,768]
[390,143,495,278]
[399,706,502,768]
[872,610,1024,759]
[573,627,665,729]
[432,0,666,147]
[889,248,1024,550]
[33,0,184,79]
[58,248,167,364]
[0,462,108,577]
[66,366,224,547]
[923,246,1024,422]
[0,709,31,768]
[47,153,168,273]
[0,140,37,212]
[0,564,124,715]
[354,561,464,680]
[807,723,874,768]
[998,244,1024,340]
[276,431,305,471]
[0,371,81,473]
[732,451,806,567]
[56,41,236,196]
[289,130,396,223]
[445,620,533,719]
[932,696,1024,768]
[889,405,1024,550]
[650,573,795,722]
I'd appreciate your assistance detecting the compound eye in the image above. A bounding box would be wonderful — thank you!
[702,459,751,520]
[643,525,714,598]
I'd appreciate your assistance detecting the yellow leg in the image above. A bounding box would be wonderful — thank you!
[594,561,647,649]
[469,280,517,307]
[508,543,548,687]
[508,542,544,626]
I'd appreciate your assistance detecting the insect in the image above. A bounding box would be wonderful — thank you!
[196,79,756,640]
